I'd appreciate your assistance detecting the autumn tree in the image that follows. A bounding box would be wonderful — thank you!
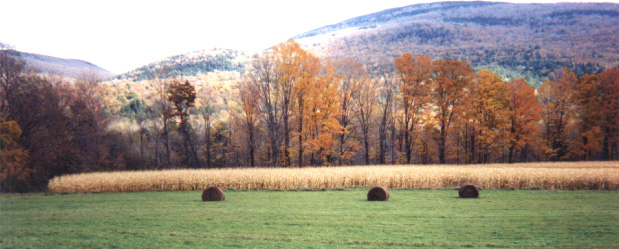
[394,53,432,164]
[246,52,281,166]
[1,120,30,192]
[302,62,343,166]
[570,74,603,160]
[376,71,397,165]
[198,103,216,168]
[333,59,362,165]
[431,60,474,164]
[466,70,511,163]
[415,121,439,164]
[506,78,541,163]
[150,69,174,169]
[598,68,619,160]
[0,48,25,117]
[15,75,75,183]
[61,71,113,171]
[538,68,577,161]
[352,72,377,165]
[239,80,259,167]
[273,40,313,167]
[0,50,76,191]
[291,48,321,167]
[168,80,200,167]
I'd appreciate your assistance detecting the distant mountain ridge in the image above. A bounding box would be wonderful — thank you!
[293,1,618,86]
[4,49,114,79]
[294,1,506,39]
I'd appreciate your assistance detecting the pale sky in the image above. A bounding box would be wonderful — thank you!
[1,0,615,74]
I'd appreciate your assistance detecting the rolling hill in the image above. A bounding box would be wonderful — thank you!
[293,1,618,86]
[4,49,114,79]
[114,48,248,81]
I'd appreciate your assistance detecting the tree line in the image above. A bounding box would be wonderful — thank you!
[1,40,618,192]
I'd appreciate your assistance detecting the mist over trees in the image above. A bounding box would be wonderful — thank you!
[1,40,618,192]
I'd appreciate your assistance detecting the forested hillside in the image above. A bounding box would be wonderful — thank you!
[114,49,247,81]
[294,1,617,87]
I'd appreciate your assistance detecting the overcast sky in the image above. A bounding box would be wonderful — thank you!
[1,0,615,74]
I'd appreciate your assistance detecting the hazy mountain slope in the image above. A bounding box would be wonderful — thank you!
[294,1,618,86]
[114,48,247,81]
[5,50,114,79]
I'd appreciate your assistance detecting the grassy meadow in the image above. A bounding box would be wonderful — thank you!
[48,162,619,193]
[2,190,619,248]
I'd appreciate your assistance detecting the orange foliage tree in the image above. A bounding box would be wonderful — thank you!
[394,53,432,164]
[598,68,619,160]
[538,68,577,161]
[431,60,474,164]
[168,80,200,167]
[570,74,603,160]
[506,78,541,163]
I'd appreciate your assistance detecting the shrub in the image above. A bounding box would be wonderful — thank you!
[202,186,225,201]
[367,186,389,201]
[459,184,479,198]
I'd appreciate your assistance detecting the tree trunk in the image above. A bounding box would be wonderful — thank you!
[283,98,290,167]
[182,123,200,168]
[206,127,211,168]
[140,129,145,169]
[154,127,160,169]
[508,119,517,163]
[364,128,370,165]
[204,115,212,168]
[603,128,610,160]
[338,133,345,166]
[298,97,303,167]
[163,120,171,168]
[439,124,446,164]
[249,127,255,167]
[379,99,390,165]
[269,128,278,167]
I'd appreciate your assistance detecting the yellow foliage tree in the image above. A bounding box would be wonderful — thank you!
[469,69,511,163]
[273,40,306,167]
[302,62,343,166]
[1,120,30,192]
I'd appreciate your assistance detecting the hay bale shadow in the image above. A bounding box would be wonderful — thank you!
[202,186,225,201]
[367,186,389,201]
[458,184,479,198]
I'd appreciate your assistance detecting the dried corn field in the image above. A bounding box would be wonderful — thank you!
[48,162,619,193]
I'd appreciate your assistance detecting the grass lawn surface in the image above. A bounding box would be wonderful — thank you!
[1,190,618,248]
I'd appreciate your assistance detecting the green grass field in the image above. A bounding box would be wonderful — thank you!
[1,190,618,248]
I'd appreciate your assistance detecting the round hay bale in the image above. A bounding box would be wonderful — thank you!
[458,184,479,198]
[367,186,389,201]
[202,186,225,201]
